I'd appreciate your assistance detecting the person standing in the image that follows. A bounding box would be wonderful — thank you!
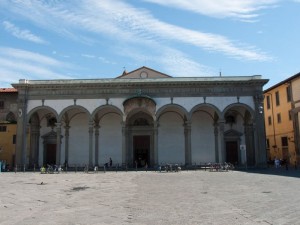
[109,157,112,167]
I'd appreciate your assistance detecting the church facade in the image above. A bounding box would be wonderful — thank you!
[12,67,268,168]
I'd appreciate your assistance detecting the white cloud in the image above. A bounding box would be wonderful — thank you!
[81,54,96,59]
[143,0,278,21]
[116,44,215,77]
[0,0,272,61]
[2,21,47,44]
[0,47,72,85]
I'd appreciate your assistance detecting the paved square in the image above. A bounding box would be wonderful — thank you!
[1,169,300,225]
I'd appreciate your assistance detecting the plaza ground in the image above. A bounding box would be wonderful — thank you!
[0,168,300,225]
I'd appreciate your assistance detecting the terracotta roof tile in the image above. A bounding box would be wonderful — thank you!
[0,88,18,93]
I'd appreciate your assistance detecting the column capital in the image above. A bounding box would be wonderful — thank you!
[55,122,62,126]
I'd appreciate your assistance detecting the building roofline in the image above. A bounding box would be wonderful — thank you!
[264,72,300,93]
[116,66,172,78]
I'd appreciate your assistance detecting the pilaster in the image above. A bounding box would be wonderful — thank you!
[218,120,225,162]
[253,94,267,167]
[184,121,192,166]
[94,124,100,166]
[89,121,94,167]
[153,121,159,165]
[214,123,219,163]
[64,124,70,165]
[56,123,62,165]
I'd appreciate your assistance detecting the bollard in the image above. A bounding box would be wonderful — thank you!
[23,164,25,172]
[34,164,36,172]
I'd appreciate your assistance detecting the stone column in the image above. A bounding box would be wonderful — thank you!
[218,120,225,162]
[16,88,28,166]
[88,121,94,167]
[94,124,100,166]
[30,124,40,167]
[214,123,219,163]
[121,122,126,165]
[55,123,62,165]
[184,121,192,165]
[253,94,267,167]
[153,121,159,166]
[244,124,255,166]
[64,124,70,165]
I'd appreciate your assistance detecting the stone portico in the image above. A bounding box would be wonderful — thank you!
[13,66,268,168]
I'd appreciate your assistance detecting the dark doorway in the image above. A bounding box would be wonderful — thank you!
[226,141,238,165]
[45,144,56,165]
[133,135,150,167]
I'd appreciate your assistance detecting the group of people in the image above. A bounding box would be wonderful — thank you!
[104,157,113,168]
[0,160,9,172]
[274,158,281,168]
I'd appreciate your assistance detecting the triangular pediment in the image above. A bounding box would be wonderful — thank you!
[117,66,172,79]
[41,130,58,140]
[224,129,243,137]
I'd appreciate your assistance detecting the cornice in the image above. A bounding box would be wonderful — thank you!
[11,77,268,100]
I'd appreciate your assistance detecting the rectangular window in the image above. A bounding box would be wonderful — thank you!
[0,126,7,132]
[266,95,270,109]
[289,110,292,121]
[275,91,280,106]
[13,135,16,144]
[0,100,4,109]
[281,136,288,147]
[286,86,291,102]
[277,113,281,123]
[268,116,272,125]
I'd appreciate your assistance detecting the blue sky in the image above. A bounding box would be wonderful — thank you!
[0,0,299,89]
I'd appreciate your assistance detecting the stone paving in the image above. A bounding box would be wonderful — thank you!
[0,168,300,225]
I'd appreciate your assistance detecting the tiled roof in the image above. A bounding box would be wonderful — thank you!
[0,88,17,93]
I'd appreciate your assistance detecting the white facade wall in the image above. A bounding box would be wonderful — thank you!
[191,111,215,164]
[99,113,122,165]
[38,117,52,165]
[76,99,106,114]
[28,96,255,119]
[158,112,185,164]
[68,113,89,165]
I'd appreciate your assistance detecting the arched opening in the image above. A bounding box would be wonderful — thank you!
[223,103,255,166]
[126,111,154,167]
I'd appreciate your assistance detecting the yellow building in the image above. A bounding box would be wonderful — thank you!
[0,123,17,169]
[264,74,299,165]
[0,88,18,170]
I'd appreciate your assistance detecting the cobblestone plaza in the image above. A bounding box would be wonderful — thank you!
[1,169,299,225]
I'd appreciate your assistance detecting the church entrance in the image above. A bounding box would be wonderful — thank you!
[226,141,238,165]
[45,144,56,165]
[133,135,150,167]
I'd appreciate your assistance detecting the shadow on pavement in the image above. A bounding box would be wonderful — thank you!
[237,167,300,178]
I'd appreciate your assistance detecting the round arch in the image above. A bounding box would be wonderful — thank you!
[92,105,123,119]
[189,103,221,121]
[156,104,189,122]
[27,106,58,123]
[222,103,255,120]
[58,105,91,122]
[125,107,154,125]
